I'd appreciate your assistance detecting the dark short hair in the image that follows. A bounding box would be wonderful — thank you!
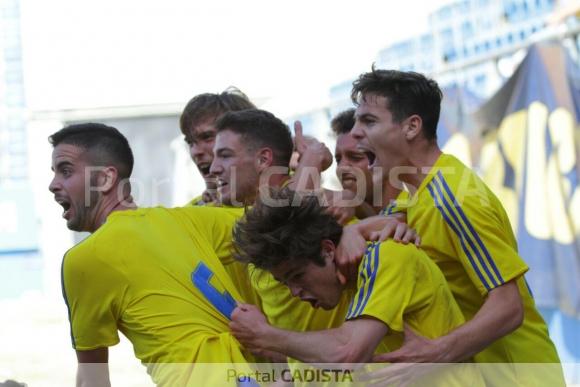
[233,188,343,270]
[215,109,293,167]
[179,87,255,135]
[351,68,442,141]
[330,108,355,135]
[48,123,134,179]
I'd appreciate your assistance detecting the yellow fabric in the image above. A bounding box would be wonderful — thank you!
[204,206,262,307]
[183,203,262,307]
[61,206,253,385]
[347,241,465,348]
[348,241,483,387]
[397,153,561,366]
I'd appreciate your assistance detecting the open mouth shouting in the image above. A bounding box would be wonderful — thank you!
[216,178,228,193]
[55,196,72,220]
[339,172,358,188]
[196,162,212,178]
[357,143,377,168]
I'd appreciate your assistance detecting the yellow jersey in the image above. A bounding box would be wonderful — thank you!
[347,241,465,345]
[397,154,562,383]
[61,206,252,386]
[182,202,262,308]
[349,241,483,386]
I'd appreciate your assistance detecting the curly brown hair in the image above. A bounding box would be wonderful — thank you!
[233,188,343,270]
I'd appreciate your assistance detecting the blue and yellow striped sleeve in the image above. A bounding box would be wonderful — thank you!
[426,170,528,295]
[345,242,419,332]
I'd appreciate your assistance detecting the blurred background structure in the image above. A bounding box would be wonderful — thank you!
[1,0,579,385]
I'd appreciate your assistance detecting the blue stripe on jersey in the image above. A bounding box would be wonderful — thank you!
[427,181,492,290]
[524,277,534,298]
[437,171,505,285]
[60,254,76,348]
[346,246,372,319]
[431,176,498,288]
[353,242,380,318]
[191,262,237,320]
[345,255,368,319]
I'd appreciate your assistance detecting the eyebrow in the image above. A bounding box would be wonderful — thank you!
[356,112,378,120]
[53,161,73,171]
[192,129,216,139]
[215,147,233,155]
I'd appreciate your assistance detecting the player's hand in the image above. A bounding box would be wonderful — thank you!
[230,304,269,351]
[335,224,367,285]
[324,189,357,225]
[362,326,452,387]
[294,121,333,172]
[368,217,421,246]
[372,324,448,363]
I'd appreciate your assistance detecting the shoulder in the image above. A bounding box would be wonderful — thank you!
[427,154,505,222]
[177,205,245,224]
[185,195,205,207]
[377,240,421,265]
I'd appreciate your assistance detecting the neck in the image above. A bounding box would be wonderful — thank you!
[398,142,442,192]
[89,192,137,233]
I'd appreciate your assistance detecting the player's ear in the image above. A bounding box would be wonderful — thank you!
[255,147,274,172]
[402,114,422,141]
[320,239,336,264]
[93,166,118,195]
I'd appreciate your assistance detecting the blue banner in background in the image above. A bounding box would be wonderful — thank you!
[463,43,580,379]
[475,43,580,317]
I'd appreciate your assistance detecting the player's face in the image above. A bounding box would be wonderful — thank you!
[49,144,98,232]
[271,255,343,310]
[351,93,406,174]
[185,117,217,185]
[335,133,373,202]
[210,130,260,206]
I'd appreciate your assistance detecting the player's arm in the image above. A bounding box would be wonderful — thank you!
[230,304,387,363]
[76,348,111,387]
[439,279,523,361]
[375,189,527,363]
[336,215,419,284]
[374,279,523,363]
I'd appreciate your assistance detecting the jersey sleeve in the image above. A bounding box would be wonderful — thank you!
[344,242,420,332]
[61,240,125,350]
[427,170,529,296]
[382,190,410,216]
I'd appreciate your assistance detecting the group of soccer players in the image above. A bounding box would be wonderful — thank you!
[49,69,565,386]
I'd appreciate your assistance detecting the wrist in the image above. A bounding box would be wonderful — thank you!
[256,323,278,351]
[434,334,456,362]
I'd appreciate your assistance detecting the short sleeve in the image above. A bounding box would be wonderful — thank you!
[427,171,529,296]
[61,242,124,350]
[383,190,410,216]
[345,242,419,332]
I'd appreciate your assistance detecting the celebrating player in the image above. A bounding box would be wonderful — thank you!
[49,123,253,386]
[349,69,563,385]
